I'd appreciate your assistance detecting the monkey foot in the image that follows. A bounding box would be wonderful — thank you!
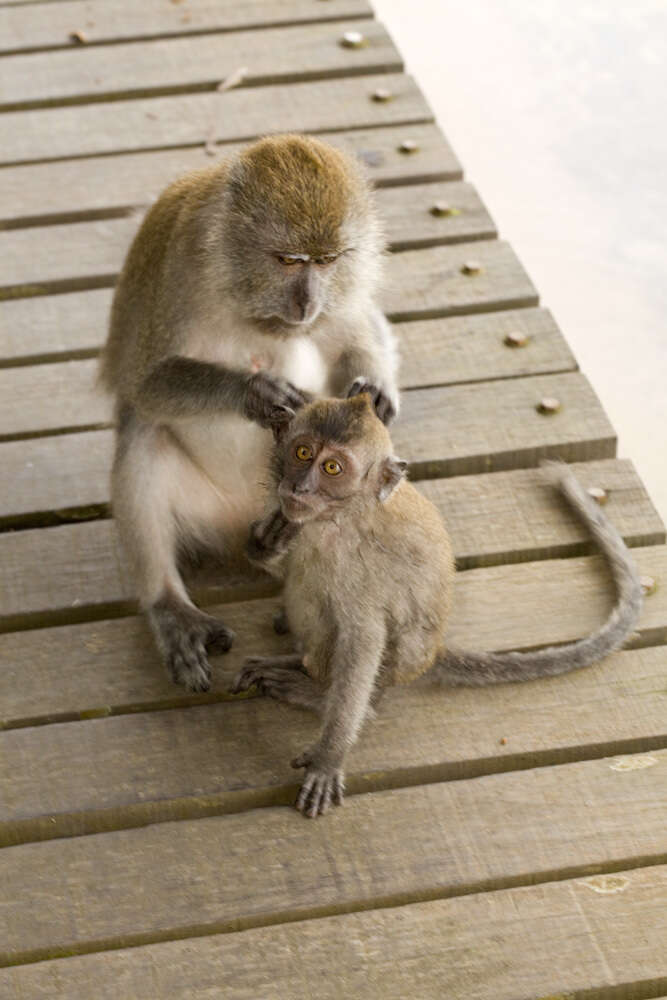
[292,751,345,818]
[230,657,322,712]
[149,599,235,693]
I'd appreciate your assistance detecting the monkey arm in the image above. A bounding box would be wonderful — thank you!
[329,309,399,424]
[292,622,385,817]
[136,356,307,426]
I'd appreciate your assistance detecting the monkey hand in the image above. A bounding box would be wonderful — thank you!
[244,371,310,428]
[346,375,397,425]
[247,508,300,565]
[292,750,345,818]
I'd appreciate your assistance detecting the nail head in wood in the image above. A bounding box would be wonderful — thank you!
[537,397,561,414]
[461,260,482,275]
[399,139,419,154]
[641,575,657,595]
[340,31,366,48]
[504,331,529,348]
[587,487,608,505]
[372,88,393,102]
[430,201,459,217]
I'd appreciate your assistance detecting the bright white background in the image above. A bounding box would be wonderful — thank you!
[373,0,667,519]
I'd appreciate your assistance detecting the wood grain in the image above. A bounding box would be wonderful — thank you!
[0,182,496,300]
[0,123,462,229]
[0,0,373,55]
[0,72,432,164]
[1,537,665,729]
[3,865,664,998]
[0,755,665,960]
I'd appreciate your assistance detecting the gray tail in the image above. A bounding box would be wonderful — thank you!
[430,462,644,687]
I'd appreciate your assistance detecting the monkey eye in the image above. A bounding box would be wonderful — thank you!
[295,445,313,462]
[313,252,339,267]
[277,253,309,266]
[322,459,343,476]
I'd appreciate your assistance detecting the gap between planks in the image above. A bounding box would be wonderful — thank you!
[2,865,664,998]
[0,757,666,964]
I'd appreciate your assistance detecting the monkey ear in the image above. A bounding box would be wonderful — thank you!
[377,456,407,502]
[270,405,296,442]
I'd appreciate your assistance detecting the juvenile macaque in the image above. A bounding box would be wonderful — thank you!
[232,392,643,817]
[99,134,398,691]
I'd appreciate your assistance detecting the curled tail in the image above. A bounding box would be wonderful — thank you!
[430,461,644,687]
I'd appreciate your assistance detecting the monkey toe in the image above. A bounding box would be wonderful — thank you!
[229,660,265,694]
[168,636,212,692]
[204,622,235,655]
[295,766,344,818]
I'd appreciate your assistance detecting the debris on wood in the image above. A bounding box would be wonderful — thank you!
[68,30,89,45]
[204,67,249,156]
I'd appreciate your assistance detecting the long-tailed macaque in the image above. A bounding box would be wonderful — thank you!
[232,392,643,817]
[99,135,398,691]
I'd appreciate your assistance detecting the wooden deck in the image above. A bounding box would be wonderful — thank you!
[1,2,666,996]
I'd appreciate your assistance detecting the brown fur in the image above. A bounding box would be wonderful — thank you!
[233,396,643,818]
[98,135,398,693]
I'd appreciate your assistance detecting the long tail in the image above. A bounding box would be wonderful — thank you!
[430,462,644,687]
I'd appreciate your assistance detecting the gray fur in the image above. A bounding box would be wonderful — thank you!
[98,136,399,691]
[232,400,643,817]
[430,461,644,685]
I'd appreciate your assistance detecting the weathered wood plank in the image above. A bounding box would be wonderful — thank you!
[0,19,402,110]
[0,279,551,379]
[0,72,432,164]
[0,754,665,962]
[2,641,666,842]
[383,240,538,321]
[1,538,665,731]
[0,288,112,365]
[0,182,496,300]
[0,0,372,55]
[0,359,106,439]
[3,865,664,999]
[0,371,615,523]
[0,123,462,229]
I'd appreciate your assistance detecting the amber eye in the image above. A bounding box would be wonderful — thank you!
[322,459,342,476]
[314,253,339,267]
[277,253,308,266]
[295,445,312,462]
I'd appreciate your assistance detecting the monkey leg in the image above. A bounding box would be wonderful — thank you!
[230,656,324,714]
[112,416,234,692]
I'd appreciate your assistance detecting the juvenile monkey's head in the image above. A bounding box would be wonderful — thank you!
[220,134,383,331]
[272,394,406,523]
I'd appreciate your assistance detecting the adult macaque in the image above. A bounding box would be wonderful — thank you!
[99,135,398,691]
[232,393,643,818]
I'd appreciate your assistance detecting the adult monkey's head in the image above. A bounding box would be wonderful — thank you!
[219,134,384,332]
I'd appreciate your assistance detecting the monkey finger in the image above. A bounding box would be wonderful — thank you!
[375,392,397,425]
[333,773,345,806]
[296,772,317,814]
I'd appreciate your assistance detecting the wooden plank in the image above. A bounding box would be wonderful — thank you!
[0,288,112,365]
[0,123,463,229]
[0,72,432,164]
[383,240,538,321]
[0,182,496,300]
[3,865,664,998]
[1,537,665,730]
[0,0,373,55]
[0,19,402,110]
[0,754,665,962]
[0,359,107,440]
[1,639,666,840]
[0,371,615,523]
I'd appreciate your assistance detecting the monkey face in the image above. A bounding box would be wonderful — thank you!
[273,396,405,522]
